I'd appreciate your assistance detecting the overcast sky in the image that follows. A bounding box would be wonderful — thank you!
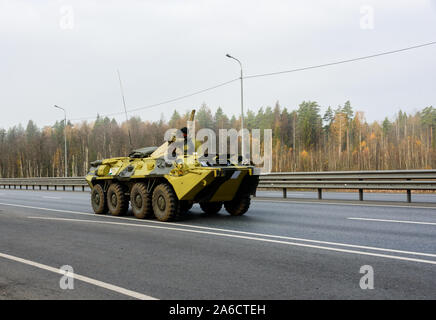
[1,0,435,129]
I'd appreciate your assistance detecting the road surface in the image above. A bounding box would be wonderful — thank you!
[0,189,435,299]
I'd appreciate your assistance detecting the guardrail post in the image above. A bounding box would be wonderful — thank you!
[317,188,322,200]
[358,179,363,201]
[407,190,412,203]
[282,188,287,198]
[406,178,412,203]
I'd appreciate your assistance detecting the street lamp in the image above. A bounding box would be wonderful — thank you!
[226,53,246,159]
[54,105,68,177]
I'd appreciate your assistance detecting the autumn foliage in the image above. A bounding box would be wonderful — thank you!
[0,102,434,177]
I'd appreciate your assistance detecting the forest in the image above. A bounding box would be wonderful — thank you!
[0,101,434,178]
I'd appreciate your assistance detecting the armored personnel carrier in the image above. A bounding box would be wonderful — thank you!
[85,111,259,222]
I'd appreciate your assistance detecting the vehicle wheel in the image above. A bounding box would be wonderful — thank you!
[224,196,250,216]
[200,201,223,215]
[152,183,178,222]
[130,183,153,219]
[179,201,193,215]
[107,183,129,216]
[91,184,107,214]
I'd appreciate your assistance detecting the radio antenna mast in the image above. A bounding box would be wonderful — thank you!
[117,69,133,148]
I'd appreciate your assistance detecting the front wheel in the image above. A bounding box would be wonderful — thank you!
[224,196,251,216]
[152,183,178,222]
[91,184,107,214]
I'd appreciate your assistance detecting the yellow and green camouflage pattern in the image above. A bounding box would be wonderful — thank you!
[85,150,258,202]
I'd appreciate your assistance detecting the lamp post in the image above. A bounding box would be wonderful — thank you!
[226,53,246,158]
[54,105,67,177]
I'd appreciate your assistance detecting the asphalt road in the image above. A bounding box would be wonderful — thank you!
[0,189,435,300]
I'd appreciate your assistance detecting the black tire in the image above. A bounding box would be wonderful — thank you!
[107,183,129,216]
[152,183,178,222]
[91,184,107,214]
[130,183,153,219]
[224,196,250,216]
[200,201,223,215]
[179,201,193,215]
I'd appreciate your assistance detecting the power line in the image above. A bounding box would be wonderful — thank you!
[244,41,436,79]
[70,77,239,121]
[69,41,436,122]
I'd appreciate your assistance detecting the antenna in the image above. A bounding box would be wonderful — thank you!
[189,109,196,122]
[117,69,133,148]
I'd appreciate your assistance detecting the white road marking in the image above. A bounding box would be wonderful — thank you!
[28,216,436,266]
[0,251,157,300]
[42,196,62,200]
[348,217,436,226]
[253,198,436,210]
[1,201,436,259]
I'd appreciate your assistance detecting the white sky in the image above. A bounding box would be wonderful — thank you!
[1,0,435,129]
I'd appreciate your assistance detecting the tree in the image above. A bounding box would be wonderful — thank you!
[323,106,334,131]
[297,101,322,150]
[169,110,181,128]
[214,107,229,131]
[196,103,214,129]
[0,102,434,176]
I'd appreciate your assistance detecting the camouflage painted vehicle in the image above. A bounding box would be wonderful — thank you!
[85,112,259,222]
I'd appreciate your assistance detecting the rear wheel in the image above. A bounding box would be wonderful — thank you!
[91,184,107,214]
[200,201,223,215]
[152,183,178,222]
[107,183,129,216]
[130,183,153,219]
[224,196,250,216]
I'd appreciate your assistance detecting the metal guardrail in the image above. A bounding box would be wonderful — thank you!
[0,177,88,192]
[257,169,436,202]
[0,169,435,202]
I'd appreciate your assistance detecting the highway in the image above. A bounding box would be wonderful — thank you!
[0,189,435,299]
